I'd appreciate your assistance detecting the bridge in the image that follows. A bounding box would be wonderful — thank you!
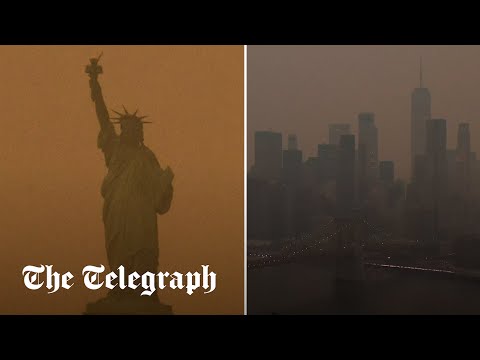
[247,216,466,280]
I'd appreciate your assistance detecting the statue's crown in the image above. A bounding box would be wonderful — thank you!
[110,106,151,124]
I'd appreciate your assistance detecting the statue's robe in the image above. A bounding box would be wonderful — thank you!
[97,123,173,272]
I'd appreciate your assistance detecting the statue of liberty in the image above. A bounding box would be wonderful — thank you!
[85,54,174,314]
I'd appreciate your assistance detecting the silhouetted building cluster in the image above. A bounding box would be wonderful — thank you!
[249,60,480,262]
[248,113,401,242]
[251,131,282,181]
[407,64,480,253]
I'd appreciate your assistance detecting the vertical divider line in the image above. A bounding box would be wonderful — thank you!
[244,44,248,315]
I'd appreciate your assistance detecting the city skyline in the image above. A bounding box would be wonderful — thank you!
[248,45,480,180]
[247,46,480,314]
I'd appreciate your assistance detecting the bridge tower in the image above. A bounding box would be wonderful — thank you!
[332,215,366,313]
[334,216,365,281]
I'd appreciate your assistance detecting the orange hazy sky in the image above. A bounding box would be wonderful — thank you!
[0,45,244,314]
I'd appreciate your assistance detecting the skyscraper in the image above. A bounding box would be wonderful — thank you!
[336,134,356,215]
[456,123,471,190]
[456,123,471,222]
[283,134,303,237]
[426,118,447,188]
[287,134,298,150]
[358,113,378,205]
[253,131,282,181]
[317,143,337,182]
[283,134,302,185]
[411,58,431,180]
[358,112,378,180]
[379,161,394,186]
[446,149,457,190]
[457,123,471,159]
[329,124,351,146]
[426,118,447,248]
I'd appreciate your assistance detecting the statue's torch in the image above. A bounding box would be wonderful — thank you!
[85,51,103,79]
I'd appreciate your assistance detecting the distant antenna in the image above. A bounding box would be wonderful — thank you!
[420,56,423,88]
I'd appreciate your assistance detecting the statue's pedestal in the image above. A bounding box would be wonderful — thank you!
[85,295,173,315]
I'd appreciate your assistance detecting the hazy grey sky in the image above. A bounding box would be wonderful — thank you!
[247,45,480,180]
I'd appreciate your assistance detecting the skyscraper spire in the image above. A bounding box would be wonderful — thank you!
[420,56,423,88]
[411,55,431,181]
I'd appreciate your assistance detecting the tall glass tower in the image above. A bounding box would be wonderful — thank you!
[411,58,431,181]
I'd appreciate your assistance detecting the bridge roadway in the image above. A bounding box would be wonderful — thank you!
[248,250,480,282]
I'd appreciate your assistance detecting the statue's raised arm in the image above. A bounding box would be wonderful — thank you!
[86,53,118,167]
[86,53,111,130]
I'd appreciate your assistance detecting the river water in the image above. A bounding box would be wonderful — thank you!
[248,262,480,314]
